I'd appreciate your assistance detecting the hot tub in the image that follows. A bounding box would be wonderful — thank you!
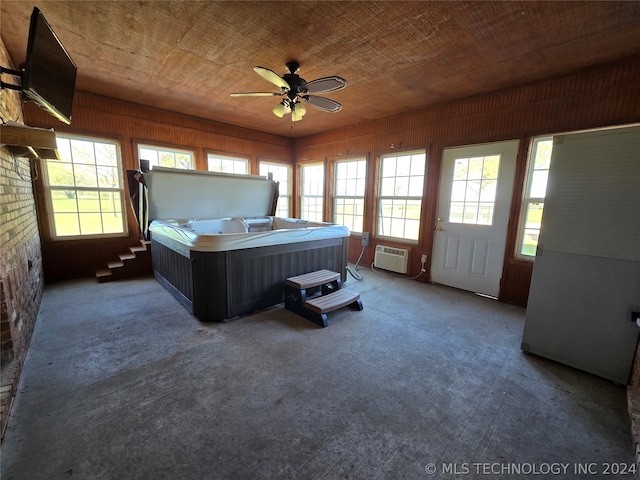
[145,168,350,321]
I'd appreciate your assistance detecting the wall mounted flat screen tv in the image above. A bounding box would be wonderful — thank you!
[22,7,77,125]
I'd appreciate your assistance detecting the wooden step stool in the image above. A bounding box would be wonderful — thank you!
[284,269,363,327]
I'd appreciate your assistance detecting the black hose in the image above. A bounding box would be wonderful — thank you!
[346,244,366,281]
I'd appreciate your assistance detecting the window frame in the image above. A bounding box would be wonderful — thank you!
[137,143,195,170]
[516,136,554,260]
[299,162,325,222]
[376,150,427,243]
[332,156,367,233]
[44,133,127,240]
[259,159,292,217]
[207,152,249,175]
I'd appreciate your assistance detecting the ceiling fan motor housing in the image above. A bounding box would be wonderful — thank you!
[283,74,308,100]
[285,61,301,74]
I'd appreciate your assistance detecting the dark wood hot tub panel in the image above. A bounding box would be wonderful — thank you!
[191,249,229,321]
[223,237,348,319]
[153,236,349,322]
[151,240,194,312]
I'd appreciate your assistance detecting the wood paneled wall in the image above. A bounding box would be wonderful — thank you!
[25,56,640,306]
[26,92,294,172]
[25,93,294,282]
[295,55,640,306]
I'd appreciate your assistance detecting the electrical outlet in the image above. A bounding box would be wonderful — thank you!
[361,232,370,246]
[421,254,427,263]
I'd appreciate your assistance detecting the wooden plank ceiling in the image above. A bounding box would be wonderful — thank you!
[2,1,640,138]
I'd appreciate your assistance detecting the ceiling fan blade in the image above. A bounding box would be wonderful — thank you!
[230,92,283,97]
[254,66,290,91]
[304,76,347,94]
[302,95,342,113]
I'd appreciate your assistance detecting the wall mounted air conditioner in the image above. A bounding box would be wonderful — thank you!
[374,245,409,274]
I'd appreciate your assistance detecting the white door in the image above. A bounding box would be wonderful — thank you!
[431,140,518,297]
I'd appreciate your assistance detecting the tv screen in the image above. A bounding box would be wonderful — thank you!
[22,7,77,125]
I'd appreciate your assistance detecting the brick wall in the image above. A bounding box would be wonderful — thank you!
[0,38,44,440]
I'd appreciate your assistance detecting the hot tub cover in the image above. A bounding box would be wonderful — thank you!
[145,167,279,221]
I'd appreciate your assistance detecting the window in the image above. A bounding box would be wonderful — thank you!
[518,136,553,257]
[334,158,366,233]
[207,153,248,174]
[377,151,426,241]
[449,154,500,225]
[259,161,291,217]
[44,135,126,238]
[138,145,194,170]
[300,164,324,222]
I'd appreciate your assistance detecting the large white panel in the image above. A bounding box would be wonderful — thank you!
[523,125,640,384]
[145,167,278,221]
[522,251,640,384]
[541,126,640,261]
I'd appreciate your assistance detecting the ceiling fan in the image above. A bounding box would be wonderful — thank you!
[231,61,346,121]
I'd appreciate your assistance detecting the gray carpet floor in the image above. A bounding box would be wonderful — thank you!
[1,267,635,479]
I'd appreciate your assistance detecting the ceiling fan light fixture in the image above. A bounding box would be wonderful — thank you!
[291,107,303,122]
[294,101,306,118]
[272,101,287,118]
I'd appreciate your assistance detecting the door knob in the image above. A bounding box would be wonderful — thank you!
[435,226,443,231]
[437,217,443,222]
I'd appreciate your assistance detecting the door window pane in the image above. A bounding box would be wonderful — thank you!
[448,155,500,226]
